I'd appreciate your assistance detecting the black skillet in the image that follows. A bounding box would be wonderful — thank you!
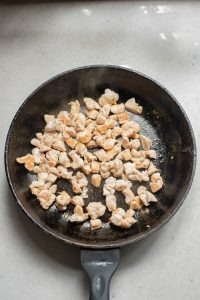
[5,65,196,300]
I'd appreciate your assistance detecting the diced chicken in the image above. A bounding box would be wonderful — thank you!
[90,219,103,230]
[137,186,157,206]
[110,103,125,114]
[110,208,137,228]
[68,151,84,169]
[127,139,141,150]
[106,129,112,138]
[109,159,123,177]
[86,109,98,120]
[84,151,96,163]
[103,177,116,196]
[59,152,71,168]
[106,143,122,161]
[75,172,88,187]
[131,149,146,160]
[100,104,111,117]
[65,138,77,149]
[146,150,157,159]
[124,162,136,175]
[117,112,130,124]
[122,188,135,205]
[100,162,110,179]
[91,161,100,173]
[71,195,85,206]
[70,205,88,222]
[63,126,76,138]
[125,98,143,115]
[75,142,87,157]
[44,114,55,123]
[69,100,80,115]
[99,89,119,106]
[121,137,129,149]
[37,189,56,210]
[96,113,107,125]
[84,98,101,110]
[81,164,91,175]
[105,195,117,211]
[148,162,158,175]
[101,138,116,151]
[81,187,88,199]
[16,154,35,171]
[130,196,143,210]
[111,126,122,138]
[150,172,163,193]
[56,191,71,211]
[38,172,48,182]
[139,135,152,151]
[115,179,132,191]
[57,165,73,179]
[91,174,102,188]
[76,129,92,144]
[85,140,97,149]
[52,140,66,152]
[57,111,71,125]
[94,149,107,162]
[45,119,60,132]
[122,121,140,135]
[70,176,82,194]
[31,138,42,148]
[86,202,106,219]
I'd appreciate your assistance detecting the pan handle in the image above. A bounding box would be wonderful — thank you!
[81,248,120,300]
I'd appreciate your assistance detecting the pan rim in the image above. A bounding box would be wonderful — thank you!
[4,64,197,249]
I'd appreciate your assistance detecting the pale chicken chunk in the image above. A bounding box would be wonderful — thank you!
[137,186,157,206]
[75,172,88,187]
[52,140,66,152]
[100,162,110,179]
[122,121,140,135]
[84,98,101,110]
[37,189,56,210]
[86,140,97,149]
[150,172,163,193]
[100,104,111,117]
[130,196,143,210]
[101,138,116,151]
[146,150,157,159]
[63,126,76,138]
[109,159,123,177]
[91,161,100,173]
[148,162,158,175]
[96,113,107,125]
[111,126,122,138]
[85,109,98,120]
[56,191,71,211]
[70,205,88,222]
[94,149,107,162]
[68,151,84,169]
[110,103,125,114]
[76,129,92,144]
[65,138,77,149]
[139,135,152,151]
[115,179,132,191]
[72,113,86,132]
[110,208,137,228]
[57,111,71,125]
[122,188,135,205]
[57,165,73,179]
[16,154,35,171]
[105,195,117,212]
[86,202,106,219]
[69,100,80,115]
[117,111,130,124]
[91,174,102,188]
[103,177,116,196]
[59,152,71,168]
[99,88,119,106]
[32,148,43,164]
[90,219,103,230]
[75,142,87,157]
[71,195,85,206]
[125,98,143,115]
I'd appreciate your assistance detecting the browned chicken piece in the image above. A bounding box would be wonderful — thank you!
[56,191,71,211]
[31,138,42,148]
[47,167,60,176]
[90,219,103,230]
[57,111,71,125]
[86,202,106,219]
[72,113,86,132]
[85,140,97,149]
[115,179,132,191]
[125,98,143,115]
[116,149,132,161]
[141,159,150,169]
[110,103,125,114]
[117,111,130,124]
[106,143,122,161]
[121,121,140,135]
[94,135,105,147]
[106,129,112,138]
[137,186,157,206]
[100,162,111,179]
[76,129,92,144]
[70,205,88,222]
[96,113,107,125]
[84,151,97,163]
[127,139,141,150]
[70,176,82,194]
[81,164,91,175]
[105,118,117,129]
[16,154,35,171]
[100,104,111,117]
[32,166,42,174]
[65,138,77,149]
[57,165,73,179]
[44,114,55,123]
[111,126,122,138]
[45,119,61,132]
[103,177,116,196]
[52,140,66,152]
[94,149,107,162]
[75,172,88,187]
[122,188,135,205]
[124,162,136,175]
[71,195,85,206]
[84,98,101,110]
[68,150,84,169]
[91,174,102,188]
[105,195,117,211]
[121,137,129,149]
[110,208,137,228]
[81,187,88,199]
[146,150,157,159]
[131,149,146,160]
[85,109,98,120]
[69,100,80,115]
[109,159,123,177]
[75,142,87,157]
[91,161,100,173]
[98,88,119,106]
[101,138,116,151]
[96,124,109,134]
[63,126,76,138]
[150,172,163,193]
[37,189,56,210]
[139,135,152,151]
[130,196,143,210]
[148,162,158,175]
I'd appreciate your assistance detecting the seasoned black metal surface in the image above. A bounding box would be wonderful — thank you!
[5,66,196,248]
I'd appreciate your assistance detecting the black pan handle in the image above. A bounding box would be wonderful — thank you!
[81,248,120,300]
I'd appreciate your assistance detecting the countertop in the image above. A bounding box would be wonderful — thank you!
[0,1,199,299]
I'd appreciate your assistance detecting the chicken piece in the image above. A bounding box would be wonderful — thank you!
[39,143,52,153]
[16,154,35,171]
[128,169,149,182]
[96,124,109,134]
[124,162,136,175]
[84,98,101,110]
[124,209,135,218]
[85,109,98,120]
[148,162,158,176]
[105,118,117,129]
[52,140,66,152]
[141,159,150,169]
[94,135,104,147]
[125,98,143,115]
[122,188,135,205]
[81,187,88,199]
[127,139,141,150]
[44,114,55,123]
[103,177,116,196]
[107,143,122,161]
[76,129,92,144]
[117,111,130,124]
[96,113,107,125]
[70,205,88,222]
[130,196,143,210]
[106,129,112,138]
[56,191,71,211]
[75,142,87,157]
[100,163,110,179]
[64,137,77,149]
[101,138,116,151]
[59,152,71,168]
[43,134,54,147]
[109,114,118,120]
[69,100,80,115]
[46,173,58,184]
[146,150,157,159]
[121,121,140,136]
[99,104,111,117]
[47,167,60,176]
[57,111,71,125]
[46,150,60,166]
[109,159,123,177]
[76,172,88,187]
[37,189,56,210]
[90,219,103,230]
[38,172,48,182]
[84,151,96,163]
[109,213,123,226]
[68,151,84,169]
[110,103,125,114]
[45,119,60,132]
[137,186,157,206]
[91,174,102,188]
[72,113,86,132]
[70,176,82,194]
[86,140,97,149]
[81,164,91,175]
[115,179,132,191]
[57,165,73,179]
[32,166,42,174]
[94,149,107,162]
[139,135,152,151]
[91,161,100,173]
[110,208,137,228]
[30,138,42,148]
[29,180,45,196]
[105,195,117,212]
[71,195,85,206]
[121,137,129,149]
[86,202,106,219]
[150,172,163,193]
[131,149,146,160]
[98,89,119,106]
[120,217,137,229]
[111,126,122,139]
[63,126,76,138]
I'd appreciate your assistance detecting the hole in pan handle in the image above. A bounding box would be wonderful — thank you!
[81,248,120,300]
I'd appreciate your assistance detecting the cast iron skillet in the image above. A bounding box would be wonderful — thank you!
[5,65,196,300]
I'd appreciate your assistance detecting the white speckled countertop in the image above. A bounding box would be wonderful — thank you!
[0,1,199,299]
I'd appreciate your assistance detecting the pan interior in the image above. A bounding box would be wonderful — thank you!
[6,66,196,248]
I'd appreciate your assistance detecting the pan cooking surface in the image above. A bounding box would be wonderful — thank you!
[5,66,196,248]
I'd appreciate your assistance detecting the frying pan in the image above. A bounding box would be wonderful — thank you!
[5,65,196,300]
